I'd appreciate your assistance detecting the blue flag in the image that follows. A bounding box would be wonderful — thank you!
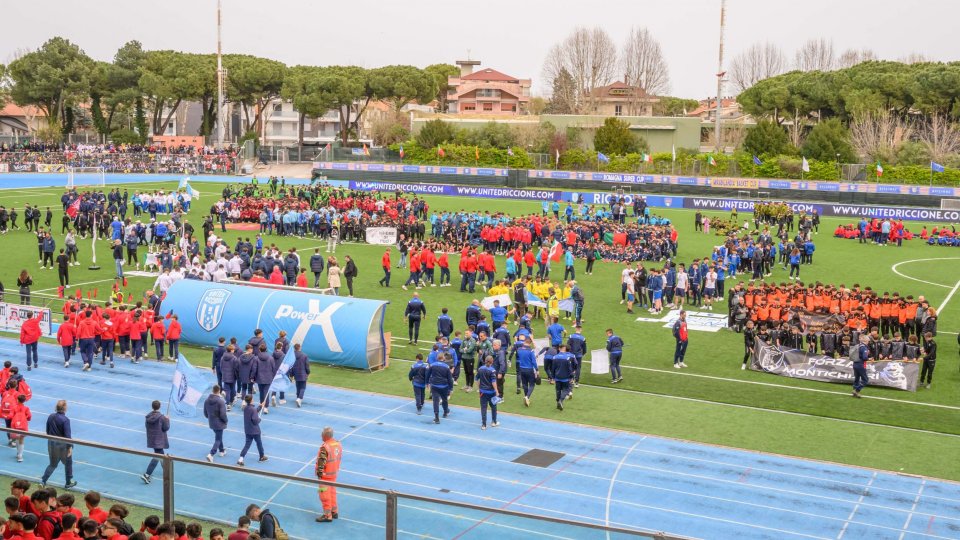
[597,152,610,164]
[170,354,216,418]
[752,155,763,166]
[264,346,297,403]
[931,161,945,173]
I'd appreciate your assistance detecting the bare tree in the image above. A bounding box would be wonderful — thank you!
[899,52,931,64]
[542,27,618,114]
[794,38,835,72]
[836,48,878,69]
[849,111,913,162]
[729,41,787,93]
[621,26,670,98]
[917,114,960,163]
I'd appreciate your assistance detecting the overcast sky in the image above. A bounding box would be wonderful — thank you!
[3,0,957,99]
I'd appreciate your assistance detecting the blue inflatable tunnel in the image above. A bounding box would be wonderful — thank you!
[163,280,388,370]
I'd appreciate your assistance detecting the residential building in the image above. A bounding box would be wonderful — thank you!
[588,81,659,117]
[260,99,344,146]
[447,60,531,115]
[0,103,46,137]
[687,97,748,124]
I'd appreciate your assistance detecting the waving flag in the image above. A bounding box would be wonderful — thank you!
[169,354,216,418]
[642,152,653,163]
[555,148,560,167]
[931,161,945,173]
[507,147,514,157]
[362,144,370,156]
[672,144,677,162]
[437,145,445,158]
[262,346,297,407]
[801,157,810,173]
[752,155,763,166]
[876,162,884,177]
[66,198,81,219]
[597,152,610,164]
[399,145,405,159]
[548,240,563,262]
[475,146,480,160]
[707,155,716,166]
[179,178,200,199]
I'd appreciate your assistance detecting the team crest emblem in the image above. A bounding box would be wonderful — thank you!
[197,289,231,331]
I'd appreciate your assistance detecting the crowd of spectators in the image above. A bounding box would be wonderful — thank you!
[0,143,237,175]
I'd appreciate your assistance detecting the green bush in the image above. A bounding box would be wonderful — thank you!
[388,142,533,169]
[109,128,143,145]
[415,119,456,149]
[593,117,648,155]
[743,120,792,157]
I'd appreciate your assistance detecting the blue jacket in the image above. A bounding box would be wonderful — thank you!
[243,404,261,435]
[212,345,225,370]
[144,410,170,450]
[606,335,624,353]
[220,352,238,384]
[516,347,538,371]
[547,323,565,346]
[405,298,426,320]
[408,360,429,388]
[203,394,228,431]
[254,354,276,384]
[290,351,310,381]
[567,333,587,357]
[477,364,498,395]
[552,352,576,382]
[238,352,256,382]
[437,314,453,337]
[427,360,454,389]
[466,305,482,327]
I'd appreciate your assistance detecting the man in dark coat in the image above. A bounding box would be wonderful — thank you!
[203,386,228,462]
[140,400,169,484]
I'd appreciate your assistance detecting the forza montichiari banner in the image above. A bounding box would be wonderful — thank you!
[750,338,920,392]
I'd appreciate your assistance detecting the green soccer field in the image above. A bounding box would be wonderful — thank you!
[2,179,959,481]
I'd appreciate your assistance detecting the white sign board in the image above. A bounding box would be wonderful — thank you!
[635,309,728,333]
[0,302,53,336]
[481,294,512,310]
[590,349,610,374]
[366,227,398,245]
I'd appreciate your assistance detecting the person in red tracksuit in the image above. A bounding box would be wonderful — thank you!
[76,313,98,371]
[437,251,450,287]
[100,315,117,368]
[378,248,391,287]
[523,249,535,278]
[462,251,478,293]
[116,307,131,359]
[1,380,20,446]
[150,317,166,362]
[130,313,146,364]
[19,313,42,371]
[57,315,76,368]
[11,394,30,462]
[166,314,182,361]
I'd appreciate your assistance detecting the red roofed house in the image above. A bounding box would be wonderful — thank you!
[588,81,660,117]
[447,60,531,115]
[0,103,46,137]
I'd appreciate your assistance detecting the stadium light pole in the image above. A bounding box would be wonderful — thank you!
[215,0,225,148]
[714,0,727,154]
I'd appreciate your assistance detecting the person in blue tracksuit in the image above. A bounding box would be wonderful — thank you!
[436,308,454,339]
[237,345,257,402]
[567,326,587,387]
[516,341,539,407]
[408,354,429,414]
[606,329,624,383]
[290,343,310,408]
[404,293,426,345]
[237,394,267,466]
[212,338,226,389]
[477,356,499,429]
[552,344,576,411]
[220,345,239,408]
[428,354,454,424]
[203,386,227,463]
[253,344,275,413]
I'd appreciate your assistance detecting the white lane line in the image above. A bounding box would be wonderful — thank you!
[837,471,877,539]
[936,280,960,315]
[890,258,960,289]
[605,438,644,538]
[899,479,927,540]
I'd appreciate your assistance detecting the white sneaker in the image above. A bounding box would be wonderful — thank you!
[741,364,746,370]
[680,362,688,368]
[65,284,71,289]
[271,395,277,407]
[279,399,286,405]
[218,451,226,457]
[206,454,214,463]
[295,398,302,408]
[674,364,681,369]
[491,422,499,427]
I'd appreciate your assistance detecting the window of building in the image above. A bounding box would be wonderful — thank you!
[501,103,515,112]
[463,103,476,111]
[483,103,494,111]
[273,103,283,112]
[615,105,623,116]
[476,89,500,98]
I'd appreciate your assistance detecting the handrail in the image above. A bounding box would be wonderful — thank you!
[0,427,689,539]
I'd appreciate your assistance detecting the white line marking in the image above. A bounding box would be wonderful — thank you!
[34,277,119,294]
[899,479,926,540]
[837,471,877,539]
[890,258,960,289]
[605,438,643,538]
[936,280,960,314]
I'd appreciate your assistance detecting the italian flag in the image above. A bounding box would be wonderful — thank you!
[707,155,717,166]
[362,144,370,156]
[876,162,883,177]
[641,152,652,163]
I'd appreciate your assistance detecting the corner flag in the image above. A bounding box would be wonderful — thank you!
[169,354,216,418]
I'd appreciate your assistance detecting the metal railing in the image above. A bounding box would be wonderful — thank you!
[0,151,239,175]
[0,427,686,539]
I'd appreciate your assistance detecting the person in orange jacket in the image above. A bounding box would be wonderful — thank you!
[314,426,342,523]
[57,315,76,368]
[150,317,166,362]
[296,268,308,288]
[19,312,42,371]
[1,380,20,447]
[10,394,31,462]
[378,248,391,287]
[100,314,117,368]
[165,314,182,361]
[268,267,284,285]
[76,312,99,371]
[129,313,146,364]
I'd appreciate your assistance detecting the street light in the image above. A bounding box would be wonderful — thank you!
[836,153,841,181]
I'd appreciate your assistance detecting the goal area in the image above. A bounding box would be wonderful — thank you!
[67,166,106,189]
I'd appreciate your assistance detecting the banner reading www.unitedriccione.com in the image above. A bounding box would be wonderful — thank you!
[750,338,920,392]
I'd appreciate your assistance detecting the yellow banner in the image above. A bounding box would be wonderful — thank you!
[711,177,759,189]
[36,163,67,173]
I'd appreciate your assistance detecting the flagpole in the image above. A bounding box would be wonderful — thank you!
[89,212,101,270]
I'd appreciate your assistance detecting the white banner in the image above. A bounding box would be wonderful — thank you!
[0,164,8,173]
[480,294,512,310]
[0,302,53,336]
[590,349,610,374]
[635,309,728,333]
[366,227,398,245]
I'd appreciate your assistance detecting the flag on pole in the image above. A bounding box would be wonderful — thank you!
[169,354,216,418]
[399,145,405,159]
[641,152,652,163]
[262,347,297,406]
[362,144,370,156]
[801,157,810,173]
[707,155,717,166]
[66,198,80,219]
[672,144,677,162]
[178,178,200,199]
[931,161,946,173]
[475,146,480,160]
[437,145,445,158]
[597,152,610,164]
[555,148,560,167]
[752,155,763,166]
[548,240,563,262]
[507,147,514,157]
[876,162,884,177]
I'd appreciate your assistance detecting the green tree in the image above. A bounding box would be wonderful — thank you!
[459,121,515,148]
[223,54,287,133]
[593,117,643,155]
[313,66,368,144]
[139,51,209,135]
[367,65,436,111]
[423,64,459,112]
[742,120,791,156]
[801,118,856,162]
[653,96,699,116]
[415,119,456,148]
[100,41,148,135]
[7,37,95,130]
[281,65,336,146]
[545,68,577,114]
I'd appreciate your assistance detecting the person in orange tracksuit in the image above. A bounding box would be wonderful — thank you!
[77,311,99,371]
[166,314,182,361]
[57,315,76,368]
[314,426,342,523]
[19,313,42,371]
[378,248,392,287]
[99,314,117,369]
[150,317,167,362]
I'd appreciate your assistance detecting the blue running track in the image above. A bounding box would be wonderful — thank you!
[0,338,957,540]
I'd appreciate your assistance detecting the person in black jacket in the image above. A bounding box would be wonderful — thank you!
[245,504,280,540]
[309,248,325,287]
[140,400,170,484]
[343,255,358,297]
[920,332,937,389]
[404,293,426,345]
[203,385,228,462]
